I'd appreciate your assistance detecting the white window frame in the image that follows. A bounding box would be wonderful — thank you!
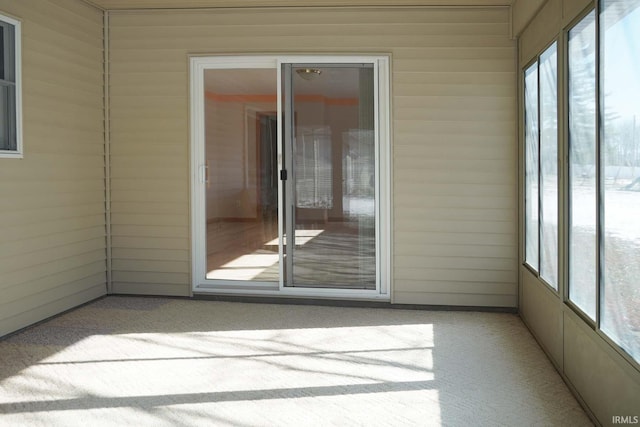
[189,54,391,301]
[0,12,22,159]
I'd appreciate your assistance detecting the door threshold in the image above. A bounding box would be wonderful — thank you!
[193,293,393,308]
[193,284,390,301]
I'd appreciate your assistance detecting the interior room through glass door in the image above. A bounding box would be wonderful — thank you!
[284,64,377,289]
[203,67,280,282]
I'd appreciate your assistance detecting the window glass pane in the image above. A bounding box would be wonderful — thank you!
[601,0,640,362]
[0,26,5,80]
[290,65,376,289]
[0,22,14,82]
[524,63,539,271]
[0,84,15,151]
[203,68,280,282]
[568,11,597,319]
[539,43,558,288]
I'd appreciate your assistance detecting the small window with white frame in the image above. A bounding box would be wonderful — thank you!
[0,12,21,158]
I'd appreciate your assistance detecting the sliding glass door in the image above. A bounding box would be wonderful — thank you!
[190,56,389,298]
[283,64,376,289]
[200,66,280,283]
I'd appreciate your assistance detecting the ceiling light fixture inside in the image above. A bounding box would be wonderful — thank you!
[296,68,322,81]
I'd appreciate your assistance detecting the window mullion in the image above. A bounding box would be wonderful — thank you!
[595,0,603,330]
[537,58,543,276]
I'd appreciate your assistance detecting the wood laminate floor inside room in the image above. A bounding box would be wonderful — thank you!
[206,220,376,287]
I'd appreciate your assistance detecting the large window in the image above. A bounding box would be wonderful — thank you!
[524,42,559,290]
[524,63,539,272]
[568,11,597,320]
[526,3,640,363]
[539,45,559,287]
[600,0,640,362]
[0,12,21,158]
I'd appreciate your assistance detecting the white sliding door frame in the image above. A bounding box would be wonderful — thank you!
[190,54,391,301]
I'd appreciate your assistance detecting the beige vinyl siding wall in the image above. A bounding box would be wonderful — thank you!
[0,0,106,337]
[108,7,517,305]
[511,0,547,36]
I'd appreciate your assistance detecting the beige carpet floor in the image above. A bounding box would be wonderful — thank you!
[0,297,592,426]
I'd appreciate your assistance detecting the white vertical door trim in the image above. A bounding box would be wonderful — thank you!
[190,56,280,291]
[376,56,392,297]
[190,56,206,292]
[276,61,285,291]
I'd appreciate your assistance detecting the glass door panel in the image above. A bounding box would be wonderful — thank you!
[203,68,280,282]
[285,64,377,289]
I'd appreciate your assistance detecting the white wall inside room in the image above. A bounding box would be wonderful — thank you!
[204,98,277,221]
